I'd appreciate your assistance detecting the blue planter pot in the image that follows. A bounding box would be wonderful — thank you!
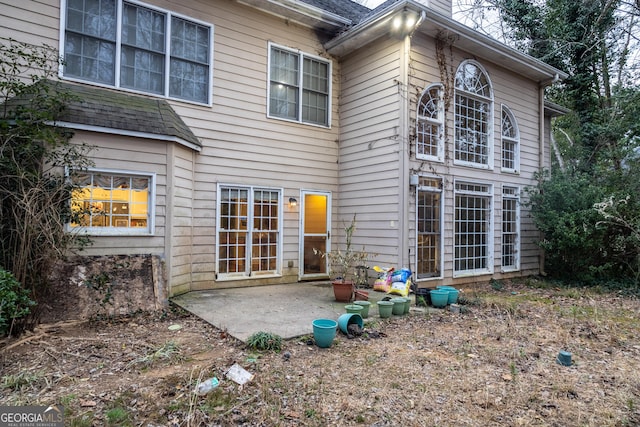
[312,318,337,348]
[337,313,363,334]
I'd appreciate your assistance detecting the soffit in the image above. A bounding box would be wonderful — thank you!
[325,1,567,84]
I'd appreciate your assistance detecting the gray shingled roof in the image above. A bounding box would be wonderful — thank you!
[58,81,201,149]
[299,0,372,23]
[2,80,201,150]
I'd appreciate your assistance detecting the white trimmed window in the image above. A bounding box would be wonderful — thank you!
[454,181,493,275]
[416,84,444,162]
[454,61,493,168]
[62,0,213,104]
[70,169,155,235]
[217,185,282,279]
[268,43,331,127]
[502,186,520,271]
[501,106,520,172]
[416,177,443,279]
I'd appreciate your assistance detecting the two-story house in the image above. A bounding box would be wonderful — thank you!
[0,0,566,303]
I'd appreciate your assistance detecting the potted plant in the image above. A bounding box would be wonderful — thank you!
[314,214,371,302]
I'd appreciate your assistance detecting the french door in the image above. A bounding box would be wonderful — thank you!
[217,185,281,279]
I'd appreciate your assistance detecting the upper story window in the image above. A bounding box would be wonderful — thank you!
[416,84,444,162]
[454,60,493,168]
[69,169,155,236]
[268,43,331,127]
[501,105,520,172]
[62,0,213,105]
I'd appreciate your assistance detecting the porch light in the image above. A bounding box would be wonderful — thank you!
[391,8,423,37]
[289,197,298,208]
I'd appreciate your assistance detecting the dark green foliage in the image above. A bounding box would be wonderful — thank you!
[0,267,36,336]
[526,170,640,285]
[493,0,640,287]
[246,331,283,352]
[0,37,93,329]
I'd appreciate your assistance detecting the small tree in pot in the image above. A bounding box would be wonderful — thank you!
[314,214,371,302]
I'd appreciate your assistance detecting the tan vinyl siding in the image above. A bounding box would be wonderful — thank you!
[338,36,403,264]
[163,1,340,289]
[168,145,195,295]
[70,131,168,255]
[0,0,60,45]
[429,0,453,17]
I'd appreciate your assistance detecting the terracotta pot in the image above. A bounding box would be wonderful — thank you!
[354,290,369,301]
[332,280,354,302]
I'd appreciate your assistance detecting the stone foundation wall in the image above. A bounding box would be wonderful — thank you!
[46,254,166,322]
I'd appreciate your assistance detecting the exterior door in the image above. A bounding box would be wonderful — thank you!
[300,191,331,279]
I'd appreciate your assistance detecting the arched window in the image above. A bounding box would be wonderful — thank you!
[501,105,519,172]
[454,60,493,168]
[416,84,444,162]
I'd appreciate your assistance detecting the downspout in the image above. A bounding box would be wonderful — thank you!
[399,34,411,269]
[538,72,559,275]
[539,73,559,169]
[398,10,424,269]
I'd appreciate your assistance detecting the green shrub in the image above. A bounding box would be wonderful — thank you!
[246,331,283,352]
[0,267,36,336]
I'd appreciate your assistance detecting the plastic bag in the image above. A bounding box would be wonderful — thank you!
[391,268,411,283]
[373,266,393,292]
[388,278,412,297]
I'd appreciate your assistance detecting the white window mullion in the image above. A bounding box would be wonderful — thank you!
[114,0,123,88]
[246,190,255,276]
[297,53,304,126]
[165,15,172,99]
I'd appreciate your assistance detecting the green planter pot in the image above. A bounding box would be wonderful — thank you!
[353,300,371,318]
[391,297,405,315]
[377,300,394,318]
[345,304,364,315]
[402,296,411,314]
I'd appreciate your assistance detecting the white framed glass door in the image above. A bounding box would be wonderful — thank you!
[300,191,331,279]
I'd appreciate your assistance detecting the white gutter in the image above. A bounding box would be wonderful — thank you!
[538,73,560,169]
[325,1,417,56]
[237,0,352,30]
[51,121,203,152]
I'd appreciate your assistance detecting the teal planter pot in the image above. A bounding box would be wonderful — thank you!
[437,286,459,304]
[337,313,363,334]
[312,318,337,348]
[430,290,449,308]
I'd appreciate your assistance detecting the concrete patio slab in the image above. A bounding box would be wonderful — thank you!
[171,282,399,342]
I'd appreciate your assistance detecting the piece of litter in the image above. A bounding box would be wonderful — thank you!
[225,363,254,385]
[168,324,182,331]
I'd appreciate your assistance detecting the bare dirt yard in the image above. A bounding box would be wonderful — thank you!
[1,279,640,426]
